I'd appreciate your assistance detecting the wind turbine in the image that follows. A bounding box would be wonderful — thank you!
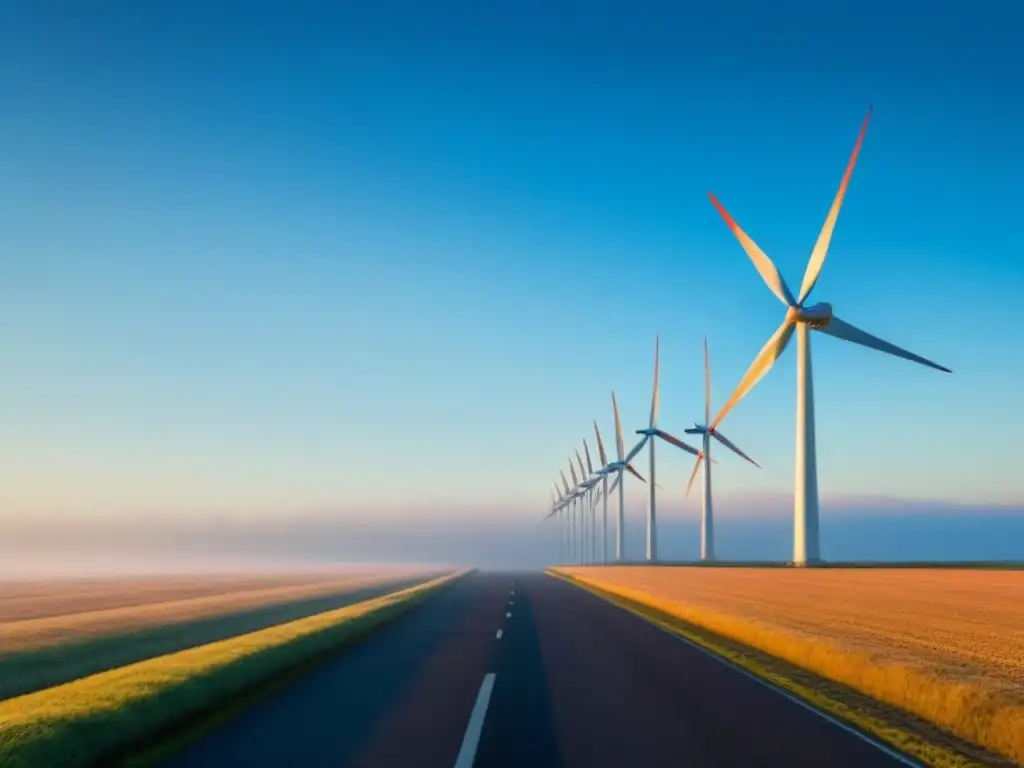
[599,391,649,561]
[628,336,703,561]
[574,450,590,563]
[576,449,601,563]
[707,106,951,566]
[585,430,606,569]
[560,468,578,563]
[585,438,598,565]
[682,337,760,562]
[542,482,568,562]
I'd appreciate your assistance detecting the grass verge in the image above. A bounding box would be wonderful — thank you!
[0,570,467,768]
[550,569,1018,768]
[0,573,432,701]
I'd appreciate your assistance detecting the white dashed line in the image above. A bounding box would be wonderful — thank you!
[496,629,503,640]
[453,673,496,768]
[506,611,511,618]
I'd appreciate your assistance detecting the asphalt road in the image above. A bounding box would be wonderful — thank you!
[166,572,916,768]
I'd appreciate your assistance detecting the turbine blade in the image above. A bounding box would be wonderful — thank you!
[819,315,952,373]
[685,456,703,499]
[583,438,594,475]
[653,429,700,456]
[797,107,873,305]
[704,335,711,427]
[708,193,796,307]
[593,420,608,467]
[569,459,579,487]
[624,435,649,464]
[575,450,587,479]
[710,320,796,430]
[626,463,647,484]
[560,470,571,494]
[612,390,625,461]
[711,430,761,468]
[608,471,622,495]
[650,335,660,428]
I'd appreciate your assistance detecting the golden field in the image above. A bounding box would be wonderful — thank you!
[0,571,464,768]
[557,566,1024,765]
[0,568,435,700]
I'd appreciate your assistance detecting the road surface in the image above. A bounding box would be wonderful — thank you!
[166,572,916,767]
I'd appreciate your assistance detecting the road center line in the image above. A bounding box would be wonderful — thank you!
[496,629,503,639]
[453,673,496,768]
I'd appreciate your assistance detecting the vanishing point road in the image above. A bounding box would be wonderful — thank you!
[167,572,916,768]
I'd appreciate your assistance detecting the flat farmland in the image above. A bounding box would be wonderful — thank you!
[0,568,435,700]
[558,566,1024,764]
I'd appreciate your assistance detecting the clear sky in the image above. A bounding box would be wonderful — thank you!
[1,0,1021,522]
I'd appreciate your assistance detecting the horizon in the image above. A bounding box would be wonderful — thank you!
[1,2,1022,565]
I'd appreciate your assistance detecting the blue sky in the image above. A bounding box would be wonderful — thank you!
[0,1,1021,521]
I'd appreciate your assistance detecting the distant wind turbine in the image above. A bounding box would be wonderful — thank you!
[707,106,951,566]
[574,450,589,563]
[560,468,578,563]
[599,391,648,561]
[628,336,702,561]
[575,448,600,563]
[583,439,600,563]
[592,421,611,563]
[682,337,760,561]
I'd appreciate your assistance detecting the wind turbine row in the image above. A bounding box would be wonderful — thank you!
[543,335,758,563]
[543,106,951,566]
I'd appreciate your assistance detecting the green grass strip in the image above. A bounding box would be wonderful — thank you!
[549,569,1014,768]
[0,570,467,768]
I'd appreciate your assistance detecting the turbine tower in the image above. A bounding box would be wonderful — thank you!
[596,391,649,561]
[628,336,703,561]
[592,420,611,563]
[682,337,760,561]
[583,439,599,563]
[707,106,951,566]
[560,468,577,563]
[577,450,593,565]
[542,483,568,563]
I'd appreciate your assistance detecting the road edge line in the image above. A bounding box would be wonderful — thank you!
[546,570,991,768]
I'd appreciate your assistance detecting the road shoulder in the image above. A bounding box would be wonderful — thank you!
[549,570,1012,768]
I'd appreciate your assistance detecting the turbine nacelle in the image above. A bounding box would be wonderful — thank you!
[684,424,708,435]
[634,428,658,437]
[786,301,834,329]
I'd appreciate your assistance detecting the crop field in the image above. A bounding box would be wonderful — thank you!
[557,566,1024,765]
[0,568,436,701]
[0,571,464,768]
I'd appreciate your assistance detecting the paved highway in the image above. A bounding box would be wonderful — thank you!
[166,572,916,767]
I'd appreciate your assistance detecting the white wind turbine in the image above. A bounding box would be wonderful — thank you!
[567,456,593,564]
[559,468,581,563]
[575,448,602,563]
[582,439,599,563]
[707,106,951,566]
[627,336,702,561]
[587,430,611,564]
[682,337,760,562]
[542,482,569,562]
[574,450,590,563]
[597,391,649,561]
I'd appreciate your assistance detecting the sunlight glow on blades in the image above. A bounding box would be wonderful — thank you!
[705,106,951,565]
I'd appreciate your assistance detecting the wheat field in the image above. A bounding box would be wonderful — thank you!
[558,566,1024,764]
[0,568,433,700]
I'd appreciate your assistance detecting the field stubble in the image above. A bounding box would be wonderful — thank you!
[559,566,1024,765]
